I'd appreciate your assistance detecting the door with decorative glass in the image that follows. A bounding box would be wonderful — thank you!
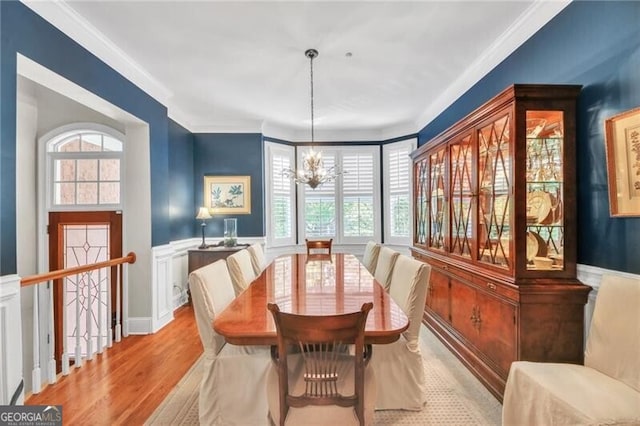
[48,211,122,370]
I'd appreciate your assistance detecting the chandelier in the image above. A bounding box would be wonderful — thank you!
[283,49,343,189]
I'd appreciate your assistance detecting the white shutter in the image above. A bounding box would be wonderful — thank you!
[342,151,375,238]
[265,143,295,247]
[383,139,416,244]
[303,152,337,238]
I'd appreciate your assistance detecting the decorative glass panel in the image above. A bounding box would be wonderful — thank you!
[477,114,511,268]
[414,158,428,245]
[63,224,110,358]
[429,148,447,250]
[526,111,565,270]
[450,135,473,258]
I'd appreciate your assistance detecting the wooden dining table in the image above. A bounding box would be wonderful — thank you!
[213,253,409,346]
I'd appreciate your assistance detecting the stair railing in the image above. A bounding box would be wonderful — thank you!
[20,252,136,393]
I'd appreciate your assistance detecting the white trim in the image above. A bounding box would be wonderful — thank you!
[126,317,153,335]
[22,1,568,136]
[0,275,23,405]
[151,245,175,333]
[41,123,125,211]
[414,0,571,131]
[383,138,417,245]
[21,0,172,106]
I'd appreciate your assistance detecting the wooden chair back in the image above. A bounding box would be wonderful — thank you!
[267,302,373,426]
[305,238,333,256]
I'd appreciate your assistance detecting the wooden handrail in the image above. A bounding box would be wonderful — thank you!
[20,252,136,287]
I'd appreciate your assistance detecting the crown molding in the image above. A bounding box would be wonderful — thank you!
[414,0,572,131]
[21,0,173,106]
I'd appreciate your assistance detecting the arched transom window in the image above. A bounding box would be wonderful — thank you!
[47,127,123,208]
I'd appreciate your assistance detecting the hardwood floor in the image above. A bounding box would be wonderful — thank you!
[26,305,203,425]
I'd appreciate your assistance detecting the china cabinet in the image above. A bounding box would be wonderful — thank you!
[411,84,591,400]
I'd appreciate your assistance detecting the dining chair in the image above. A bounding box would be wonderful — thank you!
[502,274,640,426]
[371,254,431,410]
[361,241,381,274]
[226,248,258,296]
[266,302,377,426]
[373,246,400,291]
[305,238,333,256]
[189,259,271,425]
[248,242,267,276]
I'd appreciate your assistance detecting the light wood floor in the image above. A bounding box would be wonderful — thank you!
[26,305,203,425]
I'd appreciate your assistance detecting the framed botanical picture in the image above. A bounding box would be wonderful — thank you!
[203,175,251,214]
[604,107,640,217]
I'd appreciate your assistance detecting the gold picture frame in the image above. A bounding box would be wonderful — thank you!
[203,175,251,214]
[605,107,640,217]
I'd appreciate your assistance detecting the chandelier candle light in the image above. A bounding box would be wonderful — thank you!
[283,49,343,189]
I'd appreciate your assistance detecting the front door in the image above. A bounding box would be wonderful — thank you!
[48,211,122,369]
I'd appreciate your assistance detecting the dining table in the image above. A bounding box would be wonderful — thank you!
[213,253,409,346]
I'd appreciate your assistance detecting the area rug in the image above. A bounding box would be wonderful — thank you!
[146,325,502,425]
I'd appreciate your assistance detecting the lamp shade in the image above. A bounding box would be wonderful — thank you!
[196,207,212,220]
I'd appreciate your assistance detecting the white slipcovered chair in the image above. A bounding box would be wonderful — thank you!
[189,259,271,425]
[502,274,640,425]
[373,247,400,291]
[247,242,267,276]
[362,241,381,275]
[226,248,258,296]
[371,254,431,410]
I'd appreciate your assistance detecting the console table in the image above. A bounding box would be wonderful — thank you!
[187,246,246,273]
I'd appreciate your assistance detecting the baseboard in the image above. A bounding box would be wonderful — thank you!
[127,317,152,335]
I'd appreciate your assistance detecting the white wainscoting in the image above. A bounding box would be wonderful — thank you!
[151,245,175,333]
[127,237,267,335]
[0,275,23,405]
[132,239,640,341]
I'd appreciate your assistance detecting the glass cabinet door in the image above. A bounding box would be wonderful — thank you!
[414,157,428,246]
[477,113,512,268]
[428,148,447,250]
[525,111,565,271]
[450,134,473,259]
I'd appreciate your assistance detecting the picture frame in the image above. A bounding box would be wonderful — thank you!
[604,107,640,217]
[203,175,251,214]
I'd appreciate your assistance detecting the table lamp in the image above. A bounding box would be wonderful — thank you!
[196,207,212,249]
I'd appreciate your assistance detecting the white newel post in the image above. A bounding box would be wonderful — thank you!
[0,275,24,405]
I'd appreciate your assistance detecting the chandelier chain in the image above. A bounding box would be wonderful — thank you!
[309,51,315,143]
[282,48,344,189]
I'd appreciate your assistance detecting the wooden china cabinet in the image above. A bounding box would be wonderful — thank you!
[410,84,591,400]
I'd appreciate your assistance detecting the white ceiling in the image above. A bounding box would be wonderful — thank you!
[23,1,570,141]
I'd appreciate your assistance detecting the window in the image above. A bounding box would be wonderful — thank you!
[265,142,296,246]
[342,150,376,239]
[303,152,337,238]
[383,138,416,245]
[297,146,381,244]
[46,125,124,210]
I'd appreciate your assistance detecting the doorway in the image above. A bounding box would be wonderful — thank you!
[48,211,122,369]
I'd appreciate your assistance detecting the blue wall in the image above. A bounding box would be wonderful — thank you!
[169,119,195,241]
[193,133,265,238]
[418,1,640,274]
[0,1,172,274]
[1,1,638,275]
